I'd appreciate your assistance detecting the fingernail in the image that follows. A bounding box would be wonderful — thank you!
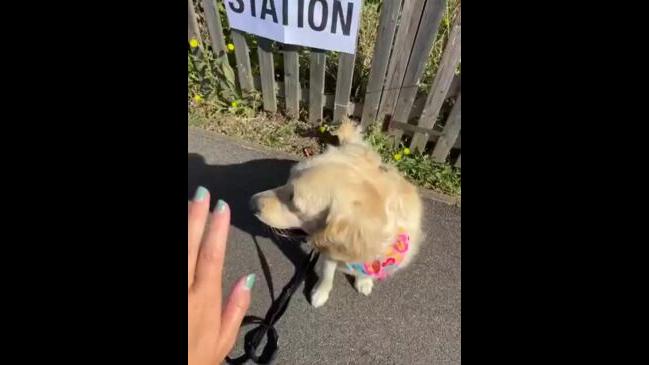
[193,186,208,202]
[216,199,227,213]
[244,273,256,290]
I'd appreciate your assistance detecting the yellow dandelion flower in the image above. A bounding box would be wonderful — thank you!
[227,43,235,51]
[189,39,199,48]
[403,148,411,155]
[393,152,403,161]
[231,101,238,108]
[193,94,203,103]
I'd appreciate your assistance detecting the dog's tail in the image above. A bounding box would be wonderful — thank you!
[333,118,363,145]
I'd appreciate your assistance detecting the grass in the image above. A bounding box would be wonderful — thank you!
[189,108,324,156]
[190,108,461,197]
[364,123,461,196]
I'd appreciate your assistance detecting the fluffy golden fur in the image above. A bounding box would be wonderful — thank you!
[250,120,423,307]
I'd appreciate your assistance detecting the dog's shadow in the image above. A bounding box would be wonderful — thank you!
[188,153,319,299]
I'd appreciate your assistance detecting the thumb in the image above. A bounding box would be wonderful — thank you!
[218,273,255,354]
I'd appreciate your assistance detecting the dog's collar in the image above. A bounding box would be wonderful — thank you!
[345,229,410,280]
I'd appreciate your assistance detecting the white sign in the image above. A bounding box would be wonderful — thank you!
[223,0,363,54]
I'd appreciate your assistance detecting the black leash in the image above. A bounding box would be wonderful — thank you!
[226,249,320,364]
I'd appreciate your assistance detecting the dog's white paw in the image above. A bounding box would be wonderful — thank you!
[310,287,330,308]
[354,277,374,296]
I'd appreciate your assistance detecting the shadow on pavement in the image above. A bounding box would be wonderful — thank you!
[187,153,319,298]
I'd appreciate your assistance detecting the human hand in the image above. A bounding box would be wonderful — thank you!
[188,187,255,365]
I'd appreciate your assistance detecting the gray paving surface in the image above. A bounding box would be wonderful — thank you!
[188,127,461,364]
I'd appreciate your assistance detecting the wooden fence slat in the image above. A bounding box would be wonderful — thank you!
[388,74,461,148]
[386,0,445,147]
[309,50,326,125]
[283,45,300,118]
[360,0,402,129]
[411,12,461,151]
[454,153,461,168]
[201,0,241,98]
[202,0,227,57]
[392,0,446,124]
[257,37,277,112]
[249,79,457,147]
[391,68,459,149]
[188,0,203,50]
[386,128,406,148]
[333,52,356,123]
[447,72,461,100]
[377,0,427,123]
[388,121,457,147]
[431,93,461,162]
[231,30,255,93]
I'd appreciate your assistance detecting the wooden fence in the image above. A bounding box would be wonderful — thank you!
[189,0,461,167]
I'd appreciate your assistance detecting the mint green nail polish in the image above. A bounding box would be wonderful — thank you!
[194,186,208,201]
[216,199,226,213]
[244,273,256,289]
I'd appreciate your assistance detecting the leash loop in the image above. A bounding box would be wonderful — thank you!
[226,250,320,364]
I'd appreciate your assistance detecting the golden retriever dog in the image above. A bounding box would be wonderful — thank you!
[250,120,423,307]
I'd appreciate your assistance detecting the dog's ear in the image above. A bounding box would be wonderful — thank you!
[311,182,391,262]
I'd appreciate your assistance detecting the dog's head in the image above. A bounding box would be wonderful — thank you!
[250,122,400,262]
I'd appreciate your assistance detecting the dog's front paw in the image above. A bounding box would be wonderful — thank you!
[354,277,374,296]
[310,287,330,308]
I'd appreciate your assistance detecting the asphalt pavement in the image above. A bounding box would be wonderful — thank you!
[188,127,461,364]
